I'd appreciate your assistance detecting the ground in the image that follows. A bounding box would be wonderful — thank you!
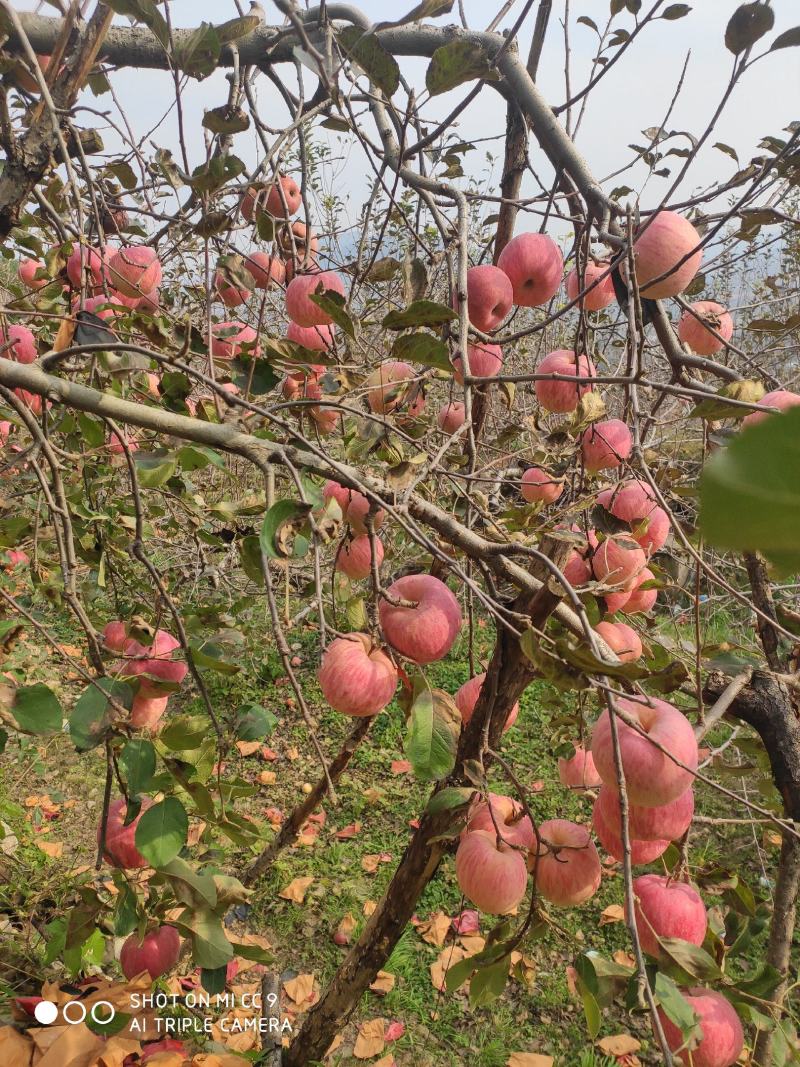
[0,595,787,1067]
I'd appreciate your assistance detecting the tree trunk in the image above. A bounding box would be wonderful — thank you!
[703,670,800,1064]
[283,558,567,1066]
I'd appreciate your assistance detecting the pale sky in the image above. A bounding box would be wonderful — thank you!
[17,1,800,230]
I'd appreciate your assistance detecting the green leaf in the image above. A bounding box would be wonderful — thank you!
[725,3,774,54]
[699,405,800,573]
[235,704,277,741]
[12,683,62,734]
[173,22,221,78]
[426,786,474,814]
[404,687,458,782]
[177,445,225,472]
[444,954,476,992]
[468,957,510,1007]
[656,972,699,1038]
[189,640,240,675]
[657,938,723,983]
[391,331,452,372]
[159,714,209,751]
[260,499,313,561]
[426,39,500,96]
[135,451,177,488]
[662,4,691,18]
[308,289,356,339]
[134,797,188,867]
[382,299,458,330]
[114,884,139,936]
[70,679,131,751]
[105,0,169,47]
[736,962,783,1000]
[771,27,800,50]
[200,965,228,995]
[202,105,250,135]
[119,739,155,795]
[575,971,602,1039]
[231,354,279,396]
[104,160,137,191]
[159,856,218,908]
[374,0,454,29]
[78,412,105,447]
[178,906,233,969]
[337,26,400,97]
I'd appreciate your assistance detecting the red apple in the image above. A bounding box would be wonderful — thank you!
[634,873,707,958]
[0,324,37,364]
[243,250,285,289]
[66,244,109,291]
[530,819,601,906]
[632,210,702,299]
[130,694,169,731]
[120,925,181,981]
[520,466,563,504]
[594,620,642,662]
[452,341,503,384]
[454,672,519,733]
[100,797,153,869]
[742,389,800,428]
[378,574,462,664]
[595,784,694,842]
[211,321,259,360]
[364,361,415,414]
[592,792,669,865]
[581,419,633,473]
[458,264,513,332]
[242,175,301,221]
[437,401,466,433]
[591,537,647,589]
[558,745,603,789]
[679,301,733,355]
[108,246,162,297]
[455,830,528,914]
[285,271,346,328]
[497,232,563,307]
[466,794,534,849]
[287,321,334,351]
[591,695,698,806]
[622,568,658,614]
[18,257,48,291]
[336,535,383,580]
[534,349,596,413]
[318,633,397,716]
[657,987,743,1067]
[566,260,615,310]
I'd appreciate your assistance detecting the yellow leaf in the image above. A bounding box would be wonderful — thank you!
[325,1033,344,1058]
[507,1055,554,1067]
[278,876,313,904]
[283,973,316,1006]
[363,900,377,917]
[369,971,395,995]
[458,935,486,956]
[236,740,261,757]
[353,1018,386,1060]
[417,910,450,947]
[373,1056,397,1067]
[598,1035,641,1056]
[36,840,63,858]
[0,1026,33,1067]
[600,904,625,925]
[258,770,277,785]
[612,949,635,969]
[430,945,468,992]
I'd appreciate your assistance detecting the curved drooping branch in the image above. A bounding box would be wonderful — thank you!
[0,355,619,658]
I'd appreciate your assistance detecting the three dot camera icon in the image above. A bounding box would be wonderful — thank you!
[34,999,116,1026]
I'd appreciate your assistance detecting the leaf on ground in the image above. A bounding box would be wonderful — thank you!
[363,900,377,917]
[430,945,468,991]
[363,787,384,803]
[283,973,316,1006]
[353,1017,387,1059]
[598,1035,641,1056]
[384,1020,404,1041]
[235,740,261,757]
[373,1056,397,1067]
[600,904,625,925]
[507,1055,555,1067]
[35,839,63,858]
[369,971,395,995]
[452,909,480,934]
[278,876,313,904]
[361,852,392,873]
[390,759,411,774]
[458,935,486,956]
[416,910,450,946]
[335,821,361,839]
[613,949,636,968]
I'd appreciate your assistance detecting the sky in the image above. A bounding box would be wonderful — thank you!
[16,0,800,232]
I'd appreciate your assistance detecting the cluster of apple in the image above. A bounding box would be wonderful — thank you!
[102,620,188,732]
[95,795,184,982]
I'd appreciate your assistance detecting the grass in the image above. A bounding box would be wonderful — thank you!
[0,599,787,1066]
